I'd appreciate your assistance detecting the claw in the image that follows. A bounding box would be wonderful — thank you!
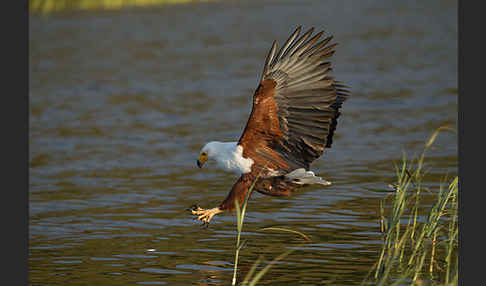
[187,204,200,211]
[201,221,209,229]
[189,206,223,226]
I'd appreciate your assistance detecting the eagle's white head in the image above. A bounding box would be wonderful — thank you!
[196,141,253,174]
[197,141,221,168]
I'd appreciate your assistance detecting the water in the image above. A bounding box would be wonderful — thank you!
[29,0,457,285]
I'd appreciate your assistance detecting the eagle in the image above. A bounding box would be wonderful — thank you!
[191,26,350,225]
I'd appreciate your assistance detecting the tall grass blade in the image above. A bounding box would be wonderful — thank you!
[258,227,312,241]
[233,166,303,285]
[241,256,262,285]
[248,249,295,286]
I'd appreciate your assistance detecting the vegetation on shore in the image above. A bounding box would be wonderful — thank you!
[29,0,215,14]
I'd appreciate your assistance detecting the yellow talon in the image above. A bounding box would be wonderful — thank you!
[189,206,223,226]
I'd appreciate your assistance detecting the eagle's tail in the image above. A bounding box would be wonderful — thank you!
[284,168,331,186]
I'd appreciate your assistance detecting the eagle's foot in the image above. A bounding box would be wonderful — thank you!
[189,205,222,227]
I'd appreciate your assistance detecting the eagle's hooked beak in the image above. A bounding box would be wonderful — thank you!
[197,153,207,168]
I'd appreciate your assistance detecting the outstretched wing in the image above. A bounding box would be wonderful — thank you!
[238,26,350,171]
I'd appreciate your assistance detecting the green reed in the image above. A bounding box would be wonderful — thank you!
[231,167,309,286]
[363,127,458,286]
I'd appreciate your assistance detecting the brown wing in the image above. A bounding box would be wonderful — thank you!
[238,26,350,171]
[237,78,292,173]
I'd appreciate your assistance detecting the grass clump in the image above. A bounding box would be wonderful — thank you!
[364,127,458,286]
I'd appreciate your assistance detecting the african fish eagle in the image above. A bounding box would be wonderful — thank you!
[191,26,350,225]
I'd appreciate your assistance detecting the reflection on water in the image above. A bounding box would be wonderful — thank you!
[29,0,457,285]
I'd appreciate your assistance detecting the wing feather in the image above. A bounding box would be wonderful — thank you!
[273,26,301,64]
[261,41,278,82]
[240,26,350,172]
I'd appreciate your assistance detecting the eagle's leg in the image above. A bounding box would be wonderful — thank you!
[190,205,223,226]
[188,174,253,227]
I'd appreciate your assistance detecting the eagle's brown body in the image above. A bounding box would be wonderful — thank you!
[192,26,350,224]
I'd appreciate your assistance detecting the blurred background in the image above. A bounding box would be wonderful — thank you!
[29,0,457,285]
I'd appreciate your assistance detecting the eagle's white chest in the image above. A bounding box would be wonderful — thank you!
[215,143,254,175]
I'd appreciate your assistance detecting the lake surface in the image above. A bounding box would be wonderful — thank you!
[29,0,457,285]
